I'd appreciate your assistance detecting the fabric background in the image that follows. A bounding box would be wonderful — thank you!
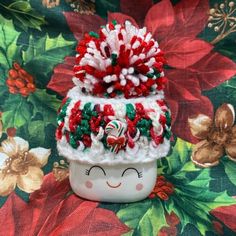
[0,0,236,235]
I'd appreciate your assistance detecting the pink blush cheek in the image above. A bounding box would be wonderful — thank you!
[85,180,93,189]
[136,183,143,191]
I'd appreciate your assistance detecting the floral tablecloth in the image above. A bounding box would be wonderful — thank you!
[0,0,236,235]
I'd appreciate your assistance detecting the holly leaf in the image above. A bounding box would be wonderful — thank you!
[95,0,120,18]
[27,120,46,145]
[0,77,8,107]
[203,76,236,110]
[158,138,195,175]
[22,34,75,87]
[215,39,236,62]
[0,0,46,31]
[117,199,167,235]
[0,15,21,73]
[2,94,32,129]
[166,168,236,235]
[163,141,236,234]
[27,89,61,125]
[222,158,236,186]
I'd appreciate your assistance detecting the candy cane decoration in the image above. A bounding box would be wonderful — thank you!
[105,120,127,153]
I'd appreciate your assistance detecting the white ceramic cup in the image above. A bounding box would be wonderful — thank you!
[69,160,157,203]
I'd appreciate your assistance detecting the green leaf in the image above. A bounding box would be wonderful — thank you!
[95,0,120,18]
[203,76,236,110]
[117,201,152,229]
[0,76,8,106]
[168,168,236,235]
[27,120,46,145]
[117,199,167,236]
[27,89,61,125]
[137,200,167,235]
[156,139,236,235]
[158,138,193,175]
[8,1,31,12]
[0,15,21,72]
[2,94,32,128]
[181,161,201,172]
[222,158,236,186]
[22,34,75,86]
[0,1,46,31]
[215,39,236,61]
[122,231,134,236]
[45,34,74,51]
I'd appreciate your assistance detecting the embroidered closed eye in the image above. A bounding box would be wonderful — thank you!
[121,167,143,178]
[85,165,106,176]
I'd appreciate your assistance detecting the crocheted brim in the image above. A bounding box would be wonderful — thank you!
[57,135,170,165]
[56,86,171,164]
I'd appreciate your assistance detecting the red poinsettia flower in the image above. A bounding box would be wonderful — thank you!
[0,173,130,236]
[47,0,236,143]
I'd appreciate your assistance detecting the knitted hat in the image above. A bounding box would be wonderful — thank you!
[56,21,171,165]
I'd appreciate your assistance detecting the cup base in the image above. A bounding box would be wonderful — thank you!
[69,161,157,203]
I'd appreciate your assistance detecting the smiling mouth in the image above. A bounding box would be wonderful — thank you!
[106,181,122,188]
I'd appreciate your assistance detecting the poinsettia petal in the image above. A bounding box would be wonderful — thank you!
[17,166,44,193]
[145,0,175,41]
[165,69,206,102]
[211,203,236,232]
[0,172,17,196]
[35,194,88,235]
[50,202,130,236]
[120,0,153,26]
[29,147,51,167]
[173,0,209,38]
[164,68,215,142]
[190,52,236,91]
[47,56,75,97]
[215,103,235,130]
[0,193,31,235]
[108,12,139,27]
[86,207,130,235]
[172,95,213,143]
[188,114,212,139]
[63,12,106,41]
[191,140,224,167]
[43,200,97,235]
[166,79,200,102]
[162,37,213,69]
[30,173,71,235]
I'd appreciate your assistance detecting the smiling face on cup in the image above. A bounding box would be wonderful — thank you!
[69,161,157,203]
